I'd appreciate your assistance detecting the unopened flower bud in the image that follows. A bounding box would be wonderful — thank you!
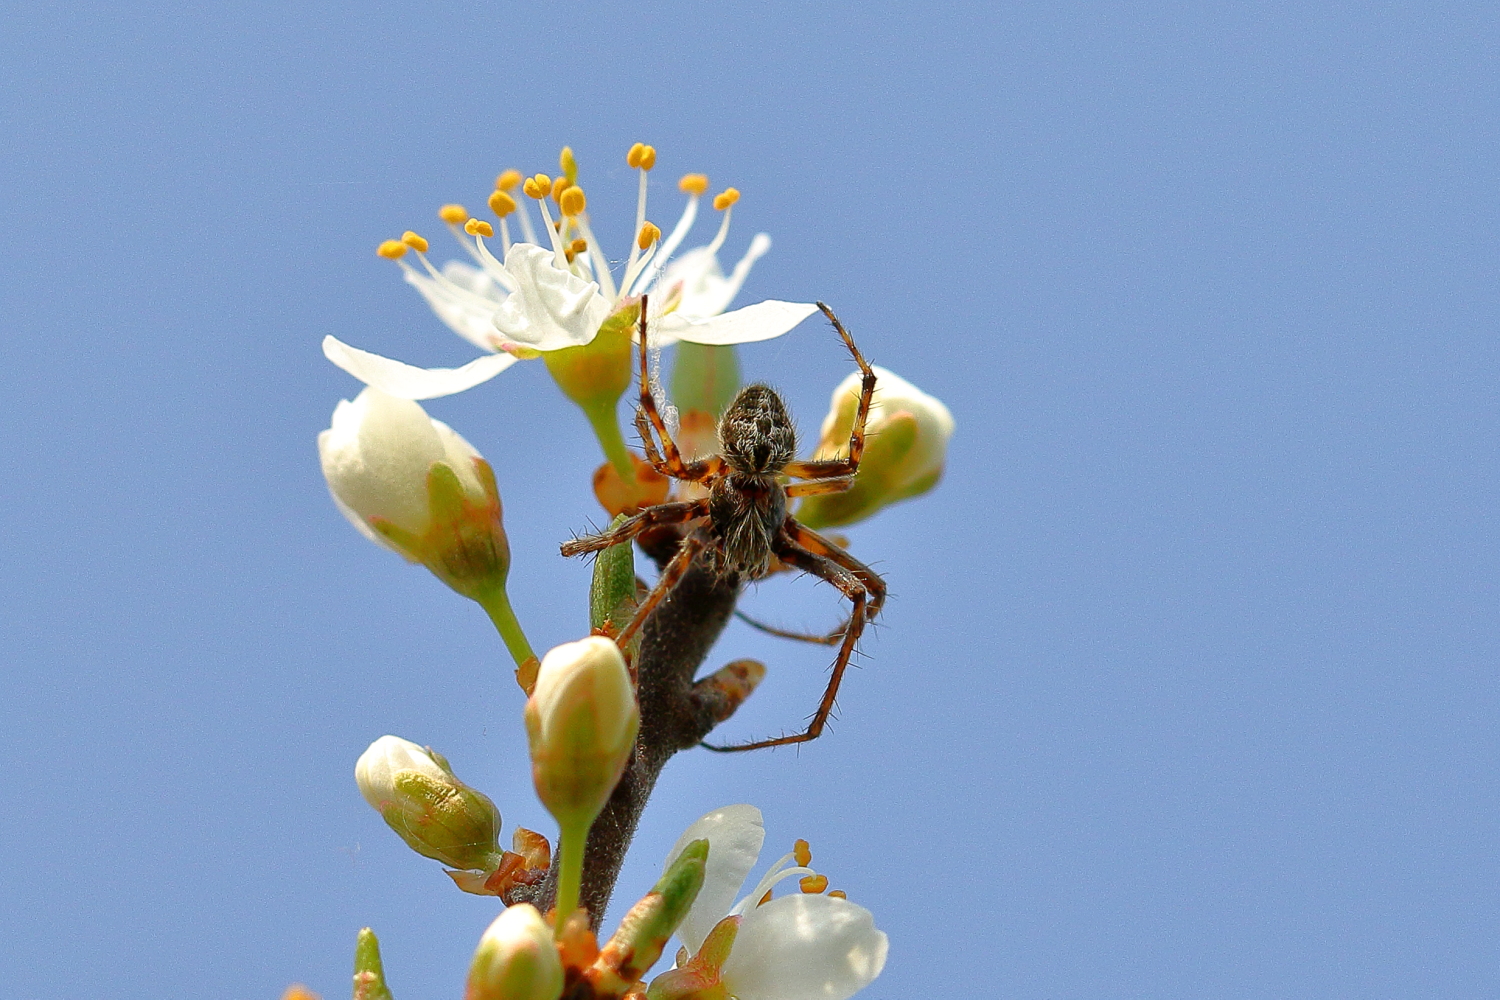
[797,366,954,528]
[319,387,512,601]
[524,637,639,831]
[355,735,504,873]
[465,904,564,1000]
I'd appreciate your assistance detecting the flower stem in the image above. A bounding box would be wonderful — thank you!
[554,817,589,934]
[587,404,637,481]
[478,587,537,669]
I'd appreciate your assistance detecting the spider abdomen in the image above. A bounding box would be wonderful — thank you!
[707,473,787,579]
[719,384,796,474]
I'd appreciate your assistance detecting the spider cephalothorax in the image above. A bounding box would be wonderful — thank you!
[561,298,886,751]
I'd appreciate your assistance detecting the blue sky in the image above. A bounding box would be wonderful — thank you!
[3,2,1497,997]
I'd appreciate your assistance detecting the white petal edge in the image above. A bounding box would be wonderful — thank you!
[653,300,819,346]
[664,805,766,953]
[322,336,517,400]
[721,894,889,1000]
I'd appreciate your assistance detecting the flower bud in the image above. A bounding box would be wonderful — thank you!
[524,637,639,831]
[352,927,394,1000]
[355,735,504,873]
[319,387,511,600]
[797,366,954,529]
[465,904,564,1000]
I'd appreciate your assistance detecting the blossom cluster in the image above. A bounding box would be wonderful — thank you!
[305,143,954,1000]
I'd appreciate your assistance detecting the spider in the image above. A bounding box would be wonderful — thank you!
[560,297,887,751]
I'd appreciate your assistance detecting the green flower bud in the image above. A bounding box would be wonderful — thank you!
[524,637,639,832]
[592,839,710,994]
[798,366,955,529]
[355,735,504,874]
[465,904,564,1000]
[352,927,394,1000]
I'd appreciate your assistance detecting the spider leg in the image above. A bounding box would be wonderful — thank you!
[614,526,711,651]
[734,608,847,646]
[783,518,888,621]
[782,302,877,481]
[786,477,854,499]
[560,499,708,558]
[634,295,721,483]
[703,535,869,752]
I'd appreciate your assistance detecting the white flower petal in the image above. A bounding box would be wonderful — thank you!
[404,268,504,353]
[318,389,446,535]
[664,805,766,953]
[652,300,818,347]
[323,336,516,400]
[491,243,612,351]
[721,894,889,1000]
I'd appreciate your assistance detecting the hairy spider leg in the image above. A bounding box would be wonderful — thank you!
[729,518,886,645]
[785,477,854,498]
[782,302,877,481]
[785,520,888,622]
[614,526,712,651]
[704,535,870,751]
[633,295,722,483]
[559,499,709,558]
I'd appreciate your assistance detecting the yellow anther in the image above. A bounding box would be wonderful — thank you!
[438,204,468,224]
[376,239,408,260]
[559,146,578,181]
[551,175,574,202]
[564,248,577,264]
[496,169,523,191]
[679,173,710,195]
[488,190,517,218]
[522,173,553,199]
[793,839,812,868]
[757,889,773,907]
[828,889,847,900]
[713,188,740,211]
[464,218,494,238]
[400,231,429,253]
[638,144,656,170]
[559,186,587,217]
[799,874,829,894]
[637,221,661,250]
[569,238,588,255]
[626,142,647,169]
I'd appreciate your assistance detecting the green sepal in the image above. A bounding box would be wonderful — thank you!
[671,342,741,418]
[797,412,920,528]
[425,461,468,526]
[382,770,504,872]
[590,514,637,634]
[353,927,395,1000]
[544,302,638,414]
[600,839,709,985]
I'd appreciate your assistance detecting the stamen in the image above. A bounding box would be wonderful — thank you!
[559,145,578,183]
[488,190,517,218]
[569,238,588,255]
[495,169,522,191]
[794,839,812,868]
[569,213,617,300]
[559,186,586,217]
[530,192,569,268]
[679,173,709,195]
[438,204,468,224]
[730,852,819,917]
[550,175,573,203]
[626,142,657,170]
[758,889,773,906]
[464,218,494,238]
[637,221,661,250]
[400,231,429,253]
[799,874,829,894]
[702,189,737,259]
[829,890,847,899]
[376,240,408,260]
[522,173,552,199]
[628,188,701,295]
